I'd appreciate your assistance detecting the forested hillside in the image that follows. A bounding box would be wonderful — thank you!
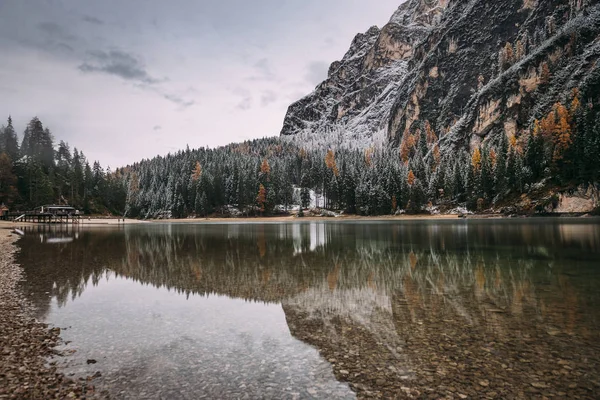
[115,0,599,219]
[2,85,599,218]
[0,116,124,214]
[115,85,599,218]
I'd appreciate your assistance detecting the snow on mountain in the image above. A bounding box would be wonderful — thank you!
[279,0,446,147]
[281,0,600,157]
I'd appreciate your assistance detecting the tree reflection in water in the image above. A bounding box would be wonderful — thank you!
[17,220,600,398]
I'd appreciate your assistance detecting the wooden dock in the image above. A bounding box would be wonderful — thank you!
[1,210,81,224]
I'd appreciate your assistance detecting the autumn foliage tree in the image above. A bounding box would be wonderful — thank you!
[260,159,271,175]
[399,130,417,164]
[407,170,416,186]
[425,121,438,146]
[259,158,271,193]
[540,62,551,84]
[324,149,339,176]
[191,161,202,182]
[256,184,267,213]
[515,39,525,60]
[538,102,573,176]
[471,148,482,172]
[364,147,374,167]
[500,42,515,71]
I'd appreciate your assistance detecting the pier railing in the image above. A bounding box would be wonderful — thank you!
[1,211,81,223]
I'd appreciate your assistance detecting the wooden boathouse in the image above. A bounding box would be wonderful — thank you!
[0,204,81,223]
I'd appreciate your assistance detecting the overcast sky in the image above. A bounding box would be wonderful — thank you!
[0,0,401,168]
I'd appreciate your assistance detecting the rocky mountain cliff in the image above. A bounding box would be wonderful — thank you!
[280,0,448,140]
[281,0,600,154]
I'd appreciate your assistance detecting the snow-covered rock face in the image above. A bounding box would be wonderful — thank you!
[387,0,600,152]
[279,0,443,143]
[389,0,448,27]
[282,0,600,156]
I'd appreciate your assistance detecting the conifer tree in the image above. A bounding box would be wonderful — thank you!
[1,116,19,162]
[495,133,508,194]
[0,152,18,205]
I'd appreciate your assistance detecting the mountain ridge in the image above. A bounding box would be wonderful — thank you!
[281,0,600,156]
[280,0,447,141]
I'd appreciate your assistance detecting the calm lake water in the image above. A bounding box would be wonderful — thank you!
[17,220,600,399]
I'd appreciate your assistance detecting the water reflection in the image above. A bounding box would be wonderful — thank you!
[17,220,600,398]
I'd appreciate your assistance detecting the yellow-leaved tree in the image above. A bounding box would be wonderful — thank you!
[191,161,202,182]
[256,184,267,213]
[471,148,482,172]
[407,170,416,186]
[324,149,339,176]
[260,159,271,175]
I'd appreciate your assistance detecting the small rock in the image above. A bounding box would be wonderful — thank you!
[531,382,548,389]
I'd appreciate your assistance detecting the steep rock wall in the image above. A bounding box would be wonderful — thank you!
[281,0,600,157]
[280,0,449,140]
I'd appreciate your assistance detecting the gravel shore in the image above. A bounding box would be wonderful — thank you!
[0,229,100,399]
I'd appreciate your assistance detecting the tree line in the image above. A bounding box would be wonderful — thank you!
[0,116,125,213]
[117,87,599,218]
[2,90,598,218]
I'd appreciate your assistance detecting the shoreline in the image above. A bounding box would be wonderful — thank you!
[1,212,596,228]
[157,214,462,223]
[0,229,100,398]
[0,214,459,227]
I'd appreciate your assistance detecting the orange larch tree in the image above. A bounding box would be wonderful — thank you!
[256,184,267,213]
[540,62,551,84]
[553,109,572,162]
[399,130,417,164]
[325,149,339,176]
[407,170,416,186]
[260,159,271,175]
[364,147,374,167]
[191,161,202,182]
[471,148,482,172]
[489,149,497,169]
[425,121,438,146]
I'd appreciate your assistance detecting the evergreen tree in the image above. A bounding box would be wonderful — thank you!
[1,116,20,162]
[495,133,508,194]
[0,152,18,205]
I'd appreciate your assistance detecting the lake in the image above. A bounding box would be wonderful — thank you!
[17,220,600,399]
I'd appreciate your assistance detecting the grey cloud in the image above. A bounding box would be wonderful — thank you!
[305,61,329,86]
[35,21,78,53]
[260,91,277,107]
[232,87,253,111]
[323,37,337,47]
[37,22,77,42]
[248,58,275,81]
[153,125,162,131]
[78,49,160,84]
[78,49,195,108]
[162,93,195,109]
[237,96,252,111]
[56,43,75,53]
[82,15,104,25]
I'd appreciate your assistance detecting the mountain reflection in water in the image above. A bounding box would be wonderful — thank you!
[17,220,600,399]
